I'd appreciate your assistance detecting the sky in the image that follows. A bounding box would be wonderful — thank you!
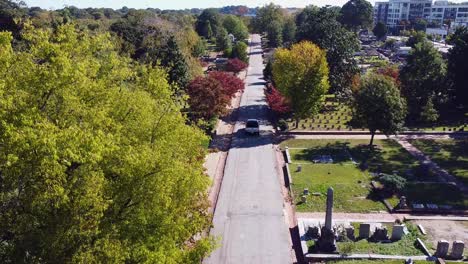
[22,0,359,10]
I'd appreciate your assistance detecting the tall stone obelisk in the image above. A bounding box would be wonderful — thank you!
[325,187,333,230]
[317,187,336,252]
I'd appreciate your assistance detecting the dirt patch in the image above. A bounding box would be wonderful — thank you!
[412,220,468,250]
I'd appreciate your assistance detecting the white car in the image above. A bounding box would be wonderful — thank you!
[245,119,260,135]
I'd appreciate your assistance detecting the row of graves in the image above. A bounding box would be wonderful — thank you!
[298,187,466,262]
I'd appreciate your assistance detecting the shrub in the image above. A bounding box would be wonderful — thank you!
[277,119,288,131]
[378,174,407,194]
[266,86,291,115]
[208,71,245,98]
[187,76,230,119]
[225,58,247,74]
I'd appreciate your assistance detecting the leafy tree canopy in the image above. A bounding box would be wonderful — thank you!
[0,24,214,263]
[272,41,329,125]
[196,8,221,38]
[339,0,373,31]
[373,21,387,40]
[296,5,360,98]
[353,74,407,146]
[447,26,468,107]
[400,41,447,121]
[222,15,248,41]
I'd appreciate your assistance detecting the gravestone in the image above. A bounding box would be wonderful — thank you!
[435,240,449,258]
[359,223,371,238]
[307,226,321,239]
[451,240,465,259]
[373,227,388,241]
[391,225,405,240]
[317,187,337,252]
[345,226,355,240]
[297,165,302,172]
[398,196,408,209]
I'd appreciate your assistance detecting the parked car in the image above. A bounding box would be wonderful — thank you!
[245,119,260,135]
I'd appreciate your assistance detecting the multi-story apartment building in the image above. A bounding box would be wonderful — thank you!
[428,1,468,28]
[374,0,468,29]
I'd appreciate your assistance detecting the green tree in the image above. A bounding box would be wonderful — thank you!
[353,74,407,146]
[400,41,447,121]
[0,24,214,263]
[406,30,427,47]
[373,21,388,40]
[196,8,221,38]
[296,6,360,98]
[266,20,283,48]
[282,16,297,46]
[0,0,26,36]
[339,0,373,32]
[222,15,248,41]
[251,3,284,33]
[216,27,232,55]
[447,26,468,107]
[272,41,330,127]
[231,41,248,62]
[142,35,190,90]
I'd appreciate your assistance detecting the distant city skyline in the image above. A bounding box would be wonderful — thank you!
[22,0,468,10]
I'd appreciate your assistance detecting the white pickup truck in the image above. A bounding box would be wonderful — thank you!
[245,119,260,135]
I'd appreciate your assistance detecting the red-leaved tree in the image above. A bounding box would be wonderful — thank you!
[187,76,230,119]
[377,65,401,87]
[266,86,291,114]
[225,58,248,74]
[209,71,245,98]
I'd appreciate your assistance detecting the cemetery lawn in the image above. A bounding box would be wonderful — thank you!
[283,139,417,213]
[282,139,419,176]
[409,139,468,185]
[336,224,427,256]
[282,139,467,212]
[284,96,467,132]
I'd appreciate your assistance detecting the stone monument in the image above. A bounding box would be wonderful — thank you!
[372,227,389,241]
[317,187,337,252]
[359,223,371,239]
[391,225,405,241]
[435,240,449,258]
[398,196,408,209]
[451,240,465,259]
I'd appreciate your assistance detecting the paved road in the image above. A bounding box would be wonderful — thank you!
[205,35,291,264]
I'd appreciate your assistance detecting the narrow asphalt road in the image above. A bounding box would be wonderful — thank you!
[205,34,291,264]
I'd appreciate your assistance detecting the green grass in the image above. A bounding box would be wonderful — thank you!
[409,139,468,185]
[335,224,427,256]
[283,139,419,177]
[284,96,467,132]
[286,97,354,131]
[282,139,467,211]
[284,139,415,213]
[291,163,386,213]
